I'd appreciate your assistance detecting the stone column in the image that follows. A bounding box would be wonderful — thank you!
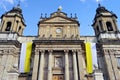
[47,50,53,80]
[64,50,69,80]
[38,50,45,80]
[77,50,86,80]
[72,50,78,80]
[32,50,40,80]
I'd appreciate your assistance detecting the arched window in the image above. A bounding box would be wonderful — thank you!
[106,22,113,31]
[96,26,99,32]
[18,26,21,32]
[99,20,103,30]
[5,22,11,31]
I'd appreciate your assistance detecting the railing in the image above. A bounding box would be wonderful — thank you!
[0,32,18,40]
[98,32,120,40]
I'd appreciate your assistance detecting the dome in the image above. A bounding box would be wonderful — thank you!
[96,5,109,14]
[10,6,22,14]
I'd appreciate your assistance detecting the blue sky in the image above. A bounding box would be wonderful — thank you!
[0,0,120,36]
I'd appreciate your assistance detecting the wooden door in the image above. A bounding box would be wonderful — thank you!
[58,75,64,80]
[53,74,64,80]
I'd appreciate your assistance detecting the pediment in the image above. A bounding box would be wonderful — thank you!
[43,17,74,23]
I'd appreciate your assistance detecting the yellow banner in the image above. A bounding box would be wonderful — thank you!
[85,42,93,73]
[24,42,32,72]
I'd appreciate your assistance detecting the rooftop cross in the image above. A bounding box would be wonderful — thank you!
[97,0,101,7]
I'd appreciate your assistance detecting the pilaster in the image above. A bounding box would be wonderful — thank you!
[103,49,116,80]
[77,49,86,80]
[109,49,120,80]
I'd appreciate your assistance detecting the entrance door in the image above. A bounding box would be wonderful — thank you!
[53,74,64,80]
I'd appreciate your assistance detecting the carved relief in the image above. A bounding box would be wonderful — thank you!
[77,49,82,55]
[113,50,120,55]
[40,50,45,54]
[55,57,63,68]
[0,50,3,54]
[72,49,77,54]
[103,49,109,55]
[48,49,53,53]
[64,50,69,54]
[35,49,40,55]
[3,49,9,53]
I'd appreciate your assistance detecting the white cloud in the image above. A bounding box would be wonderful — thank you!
[96,0,99,2]
[2,3,8,11]
[96,0,102,2]
[0,0,26,5]
[5,0,14,4]
[80,0,86,2]
[20,0,25,2]
[0,0,26,11]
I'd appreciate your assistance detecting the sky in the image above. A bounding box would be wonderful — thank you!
[0,0,120,36]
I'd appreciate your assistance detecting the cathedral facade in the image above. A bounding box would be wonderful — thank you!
[0,4,120,80]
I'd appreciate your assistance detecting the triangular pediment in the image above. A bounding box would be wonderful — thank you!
[43,17,74,23]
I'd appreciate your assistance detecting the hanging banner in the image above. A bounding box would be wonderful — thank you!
[85,42,97,73]
[19,42,32,73]
[85,42,93,73]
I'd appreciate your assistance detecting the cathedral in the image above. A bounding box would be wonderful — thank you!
[0,4,120,80]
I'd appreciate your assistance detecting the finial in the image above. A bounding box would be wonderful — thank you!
[45,13,47,18]
[58,6,62,12]
[75,13,77,18]
[98,3,101,7]
[40,13,43,18]
[70,13,72,18]
[17,0,21,7]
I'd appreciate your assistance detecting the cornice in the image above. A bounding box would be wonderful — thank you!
[38,16,80,26]
[33,39,84,45]
[0,40,21,48]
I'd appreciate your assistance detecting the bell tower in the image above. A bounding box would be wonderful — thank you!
[92,4,120,42]
[0,5,26,35]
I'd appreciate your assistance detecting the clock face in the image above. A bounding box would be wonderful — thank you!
[56,28,61,33]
